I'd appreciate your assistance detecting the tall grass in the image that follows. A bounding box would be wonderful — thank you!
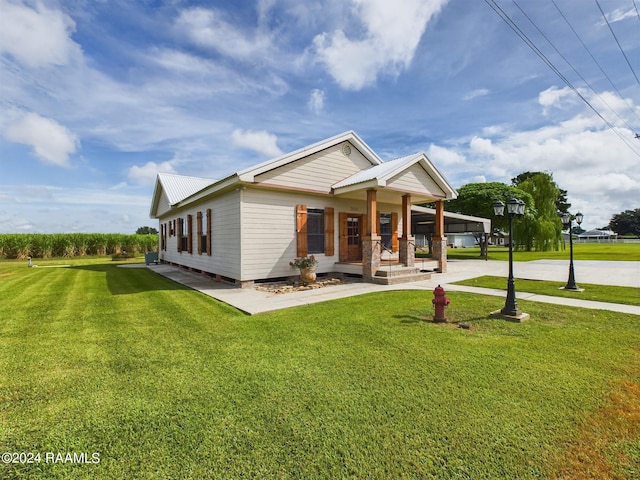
[0,233,158,259]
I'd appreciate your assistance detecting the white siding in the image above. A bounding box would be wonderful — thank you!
[155,191,172,217]
[239,188,403,281]
[254,143,373,192]
[157,189,241,280]
[386,164,445,197]
[157,186,406,283]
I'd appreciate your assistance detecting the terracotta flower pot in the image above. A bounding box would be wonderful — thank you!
[299,267,316,284]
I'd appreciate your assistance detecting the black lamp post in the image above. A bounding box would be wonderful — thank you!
[492,198,527,320]
[560,211,584,291]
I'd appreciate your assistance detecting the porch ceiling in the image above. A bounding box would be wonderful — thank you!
[333,187,443,205]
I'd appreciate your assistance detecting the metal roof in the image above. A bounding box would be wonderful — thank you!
[332,153,421,189]
[157,173,214,205]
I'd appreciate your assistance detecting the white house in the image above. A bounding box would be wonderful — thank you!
[149,131,457,286]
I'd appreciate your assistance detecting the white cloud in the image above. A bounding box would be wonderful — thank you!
[602,7,637,23]
[232,129,283,158]
[0,0,81,68]
[427,144,465,166]
[538,86,577,114]
[312,0,448,90]
[0,184,153,233]
[175,7,273,61]
[308,89,325,113]
[128,161,177,186]
[466,120,640,230]
[462,88,489,101]
[3,112,79,166]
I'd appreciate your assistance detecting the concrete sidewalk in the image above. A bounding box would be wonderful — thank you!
[147,259,639,316]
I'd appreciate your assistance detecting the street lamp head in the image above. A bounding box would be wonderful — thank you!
[506,198,520,215]
[560,211,571,225]
[516,199,526,216]
[493,200,505,217]
[575,212,583,225]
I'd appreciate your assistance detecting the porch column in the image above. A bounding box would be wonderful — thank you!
[399,194,415,267]
[363,189,381,281]
[432,200,447,272]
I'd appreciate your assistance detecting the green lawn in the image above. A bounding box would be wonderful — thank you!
[417,242,640,262]
[454,276,640,306]
[1,259,639,479]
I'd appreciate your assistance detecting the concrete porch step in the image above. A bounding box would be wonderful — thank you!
[371,272,432,285]
[375,265,422,277]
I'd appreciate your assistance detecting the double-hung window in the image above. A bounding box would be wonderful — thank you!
[307,209,325,254]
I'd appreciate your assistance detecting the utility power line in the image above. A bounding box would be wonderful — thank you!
[595,0,640,85]
[483,0,640,158]
[513,0,638,133]
[551,0,640,125]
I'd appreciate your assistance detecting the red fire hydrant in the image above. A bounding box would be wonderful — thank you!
[432,285,450,322]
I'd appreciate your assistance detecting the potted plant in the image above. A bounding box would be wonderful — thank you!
[289,255,318,284]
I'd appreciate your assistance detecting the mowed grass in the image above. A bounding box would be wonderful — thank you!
[1,259,639,479]
[418,242,640,262]
[454,276,640,306]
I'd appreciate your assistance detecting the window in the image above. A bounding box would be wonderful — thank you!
[307,208,325,254]
[181,217,188,252]
[197,212,206,255]
[380,213,392,250]
[296,205,333,257]
[206,208,212,256]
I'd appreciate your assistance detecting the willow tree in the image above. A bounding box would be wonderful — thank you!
[512,172,563,251]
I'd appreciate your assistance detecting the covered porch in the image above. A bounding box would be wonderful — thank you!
[330,153,457,283]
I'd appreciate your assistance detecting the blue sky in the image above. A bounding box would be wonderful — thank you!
[1,0,639,233]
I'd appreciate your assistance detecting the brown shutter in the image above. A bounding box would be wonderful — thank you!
[339,212,348,262]
[197,212,203,255]
[177,218,182,252]
[391,212,399,252]
[187,215,193,254]
[206,208,212,256]
[324,207,334,256]
[296,205,307,257]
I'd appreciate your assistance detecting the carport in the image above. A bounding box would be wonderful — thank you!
[411,205,491,257]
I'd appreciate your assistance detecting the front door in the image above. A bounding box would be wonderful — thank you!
[339,213,363,262]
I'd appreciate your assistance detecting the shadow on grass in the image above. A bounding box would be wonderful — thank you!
[71,263,187,296]
[394,314,496,328]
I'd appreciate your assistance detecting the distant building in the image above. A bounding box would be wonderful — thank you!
[577,229,617,242]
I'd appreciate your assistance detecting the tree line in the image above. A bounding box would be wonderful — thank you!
[442,171,638,252]
[0,233,158,260]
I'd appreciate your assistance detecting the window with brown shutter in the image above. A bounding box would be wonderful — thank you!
[325,207,334,256]
[187,214,193,254]
[206,208,212,256]
[296,205,307,257]
[177,218,183,252]
[197,212,203,255]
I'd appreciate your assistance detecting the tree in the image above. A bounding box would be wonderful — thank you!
[514,173,563,251]
[445,182,535,254]
[512,171,570,215]
[608,208,640,236]
[136,226,158,235]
